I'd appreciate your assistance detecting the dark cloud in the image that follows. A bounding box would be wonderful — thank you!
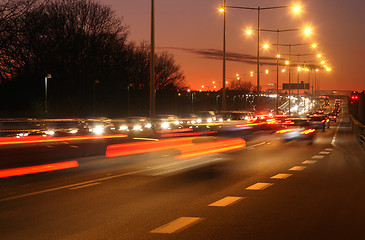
[160,47,322,69]
[160,47,280,66]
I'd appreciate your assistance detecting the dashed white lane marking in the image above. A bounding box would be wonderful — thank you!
[289,166,306,171]
[271,173,292,179]
[46,145,54,148]
[312,155,324,159]
[319,151,330,155]
[209,196,243,207]
[69,182,100,190]
[69,145,79,148]
[151,217,202,234]
[246,142,267,150]
[246,182,274,190]
[325,148,333,151]
[331,117,342,147]
[302,160,317,164]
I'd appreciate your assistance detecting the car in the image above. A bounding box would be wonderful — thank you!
[308,115,330,132]
[328,112,338,122]
[115,117,152,132]
[276,118,316,144]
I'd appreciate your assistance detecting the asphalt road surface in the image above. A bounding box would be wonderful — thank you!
[1,105,365,240]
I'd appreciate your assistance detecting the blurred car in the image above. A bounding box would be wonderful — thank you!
[308,115,330,132]
[328,112,338,122]
[152,115,181,131]
[115,117,151,132]
[195,111,217,123]
[86,118,115,135]
[276,118,316,144]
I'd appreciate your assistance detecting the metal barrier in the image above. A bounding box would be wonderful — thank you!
[350,115,365,147]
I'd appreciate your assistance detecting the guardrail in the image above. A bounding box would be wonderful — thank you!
[350,115,365,147]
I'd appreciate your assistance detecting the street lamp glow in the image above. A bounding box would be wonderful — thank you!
[265,69,269,74]
[317,53,322,58]
[297,66,301,71]
[277,54,281,58]
[218,7,225,13]
[311,43,317,48]
[250,71,254,77]
[316,69,319,72]
[245,28,253,35]
[263,43,270,49]
[281,69,286,73]
[321,60,326,65]
[304,27,312,35]
[292,4,301,14]
[285,60,290,65]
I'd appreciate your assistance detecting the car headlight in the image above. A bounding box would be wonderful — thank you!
[119,125,128,131]
[197,118,202,123]
[133,125,142,131]
[93,126,104,135]
[145,123,152,128]
[45,130,55,135]
[207,118,212,123]
[69,129,78,134]
[174,120,179,125]
[161,122,169,129]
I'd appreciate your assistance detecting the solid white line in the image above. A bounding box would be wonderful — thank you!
[246,182,274,190]
[151,217,202,234]
[271,173,292,179]
[69,182,100,190]
[289,166,306,171]
[209,196,243,207]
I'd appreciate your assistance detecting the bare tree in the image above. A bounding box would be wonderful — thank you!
[229,79,254,93]
[0,0,40,82]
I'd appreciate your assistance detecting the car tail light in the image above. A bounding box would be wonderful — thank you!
[321,120,325,123]
[301,129,315,135]
[326,119,330,122]
[276,129,295,134]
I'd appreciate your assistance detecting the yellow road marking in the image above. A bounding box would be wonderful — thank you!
[319,151,330,155]
[289,166,306,171]
[151,217,202,234]
[209,196,243,207]
[302,160,317,164]
[246,182,274,190]
[271,173,292,179]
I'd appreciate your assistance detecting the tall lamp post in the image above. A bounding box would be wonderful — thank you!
[150,0,156,118]
[276,43,316,115]
[256,28,301,114]
[44,74,52,115]
[219,3,300,112]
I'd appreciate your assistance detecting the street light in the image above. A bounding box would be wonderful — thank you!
[45,74,52,115]
[150,0,155,118]
[275,43,316,115]
[219,2,301,112]
[258,28,305,114]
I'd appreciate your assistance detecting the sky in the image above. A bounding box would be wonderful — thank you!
[101,0,365,92]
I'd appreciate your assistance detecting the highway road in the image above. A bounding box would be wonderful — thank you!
[1,104,365,240]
